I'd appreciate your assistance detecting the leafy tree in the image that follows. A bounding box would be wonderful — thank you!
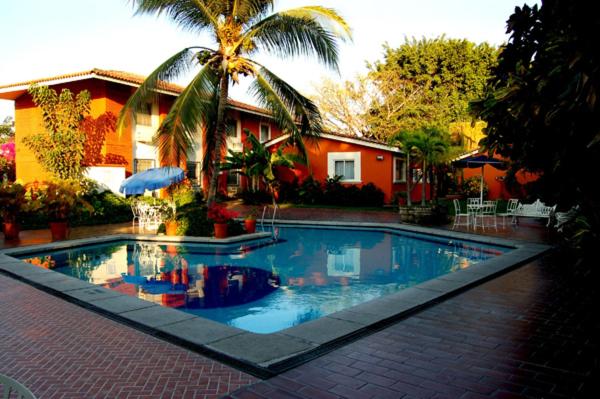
[23,85,90,180]
[310,76,373,137]
[472,1,600,256]
[222,131,303,204]
[119,0,350,206]
[0,116,14,143]
[368,37,497,140]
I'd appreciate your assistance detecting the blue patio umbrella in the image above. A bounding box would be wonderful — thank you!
[452,155,506,203]
[119,166,185,195]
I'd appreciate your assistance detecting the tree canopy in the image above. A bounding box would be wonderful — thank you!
[367,37,497,140]
[0,116,14,143]
[120,0,350,205]
[472,0,600,255]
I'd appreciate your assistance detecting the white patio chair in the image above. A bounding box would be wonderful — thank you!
[474,200,498,231]
[497,198,519,227]
[467,197,481,206]
[130,199,142,227]
[452,199,470,230]
[1,374,36,399]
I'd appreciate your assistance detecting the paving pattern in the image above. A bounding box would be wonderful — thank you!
[227,254,597,398]
[1,215,595,398]
[0,274,256,399]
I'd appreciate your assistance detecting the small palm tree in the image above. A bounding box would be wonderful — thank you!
[222,131,303,205]
[118,0,350,205]
[411,127,449,205]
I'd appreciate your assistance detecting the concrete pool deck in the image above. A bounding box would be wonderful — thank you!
[0,222,549,378]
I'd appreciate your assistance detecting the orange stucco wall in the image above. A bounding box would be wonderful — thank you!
[14,78,179,182]
[274,137,410,204]
[15,79,107,183]
[462,156,539,200]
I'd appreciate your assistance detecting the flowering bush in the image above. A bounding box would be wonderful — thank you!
[0,142,15,181]
[461,176,488,198]
[0,180,26,222]
[207,203,239,223]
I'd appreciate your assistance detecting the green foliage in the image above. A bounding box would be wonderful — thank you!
[28,179,94,221]
[174,203,212,237]
[461,177,488,199]
[0,180,26,222]
[23,85,91,179]
[75,191,132,226]
[471,1,600,259]
[0,116,14,143]
[368,37,498,140]
[279,176,385,207]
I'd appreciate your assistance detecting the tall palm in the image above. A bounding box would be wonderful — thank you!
[118,0,350,205]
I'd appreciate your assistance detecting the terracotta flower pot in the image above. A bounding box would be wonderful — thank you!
[3,222,20,241]
[213,223,228,239]
[49,221,69,241]
[244,219,256,234]
[165,221,178,236]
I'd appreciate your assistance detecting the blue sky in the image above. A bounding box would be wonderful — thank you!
[0,0,538,120]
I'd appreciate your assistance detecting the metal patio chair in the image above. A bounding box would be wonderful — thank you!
[497,198,519,227]
[452,199,470,230]
[1,374,36,399]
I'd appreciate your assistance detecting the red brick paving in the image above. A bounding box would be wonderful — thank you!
[227,254,597,398]
[0,274,257,398]
[2,213,592,399]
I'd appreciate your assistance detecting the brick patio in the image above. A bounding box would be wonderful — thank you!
[1,212,596,398]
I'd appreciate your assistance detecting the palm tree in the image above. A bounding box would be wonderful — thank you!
[410,127,449,205]
[118,0,350,205]
[221,131,303,205]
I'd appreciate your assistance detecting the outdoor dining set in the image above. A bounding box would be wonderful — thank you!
[452,198,557,231]
[130,200,165,231]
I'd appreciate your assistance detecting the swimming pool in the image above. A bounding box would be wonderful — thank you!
[17,225,508,333]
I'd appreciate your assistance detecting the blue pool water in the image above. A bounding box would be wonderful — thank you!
[19,226,508,333]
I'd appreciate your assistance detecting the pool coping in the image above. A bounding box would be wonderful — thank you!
[0,222,551,378]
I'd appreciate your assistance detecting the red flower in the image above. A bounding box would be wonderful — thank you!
[207,203,239,223]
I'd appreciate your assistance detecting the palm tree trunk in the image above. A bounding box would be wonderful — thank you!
[421,159,427,206]
[207,74,230,206]
[405,153,412,207]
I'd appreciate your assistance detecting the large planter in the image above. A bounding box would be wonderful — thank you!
[49,221,69,241]
[3,222,20,241]
[399,205,448,225]
[165,221,178,236]
[213,223,228,239]
[244,219,256,234]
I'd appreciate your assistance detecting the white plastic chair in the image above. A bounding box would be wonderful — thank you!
[474,200,498,231]
[497,198,519,226]
[452,199,470,230]
[1,374,36,399]
[130,199,142,227]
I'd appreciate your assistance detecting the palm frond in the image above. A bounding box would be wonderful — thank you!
[153,64,219,166]
[250,65,323,146]
[116,47,201,134]
[233,0,274,25]
[130,0,219,32]
[243,6,350,69]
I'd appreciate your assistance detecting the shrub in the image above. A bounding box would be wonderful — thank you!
[461,177,488,199]
[175,204,213,237]
[238,190,272,205]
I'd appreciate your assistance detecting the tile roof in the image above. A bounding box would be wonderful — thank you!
[0,68,273,116]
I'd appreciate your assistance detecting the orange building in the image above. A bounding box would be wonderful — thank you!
[0,69,421,204]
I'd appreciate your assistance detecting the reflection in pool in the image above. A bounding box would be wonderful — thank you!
[20,226,508,333]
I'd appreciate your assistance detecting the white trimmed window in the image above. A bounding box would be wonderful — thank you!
[327,152,361,183]
[393,157,407,183]
[259,123,271,142]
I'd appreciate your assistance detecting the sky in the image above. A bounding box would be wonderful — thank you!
[0,0,539,120]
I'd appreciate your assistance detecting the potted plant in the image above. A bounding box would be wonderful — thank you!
[34,180,93,240]
[244,208,258,233]
[162,204,178,236]
[0,180,26,240]
[207,203,239,239]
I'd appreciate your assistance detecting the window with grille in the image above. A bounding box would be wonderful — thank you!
[137,102,153,126]
[134,159,154,174]
[393,157,407,183]
[226,170,240,186]
[226,120,238,138]
[186,162,200,183]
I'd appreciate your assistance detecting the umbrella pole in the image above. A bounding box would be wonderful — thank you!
[480,165,484,203]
